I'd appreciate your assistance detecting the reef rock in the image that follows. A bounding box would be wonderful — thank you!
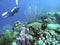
[47,24,60,30]
[13,21,25,31]
[27,22,42,30]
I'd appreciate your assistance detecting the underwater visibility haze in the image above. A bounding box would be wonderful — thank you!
[0,0,60,45]
[0,0,60,29]
[0,0,60,28]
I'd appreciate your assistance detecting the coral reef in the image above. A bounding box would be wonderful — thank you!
[0,29,15,45]
[1,11,60,45]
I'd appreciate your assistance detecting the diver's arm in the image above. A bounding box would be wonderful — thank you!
[16,0,18,6]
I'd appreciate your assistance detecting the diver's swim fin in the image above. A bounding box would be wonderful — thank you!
[2,11,9,18]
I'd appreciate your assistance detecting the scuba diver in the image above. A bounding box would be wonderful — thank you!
[9,7,19,16]
[2,0,19,18]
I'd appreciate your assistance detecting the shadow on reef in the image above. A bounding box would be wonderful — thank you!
[0,11,60,45]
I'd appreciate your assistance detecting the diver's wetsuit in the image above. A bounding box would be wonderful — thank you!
[9,7,19,16]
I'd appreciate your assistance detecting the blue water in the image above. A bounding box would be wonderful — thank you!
[0,0,60,30]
